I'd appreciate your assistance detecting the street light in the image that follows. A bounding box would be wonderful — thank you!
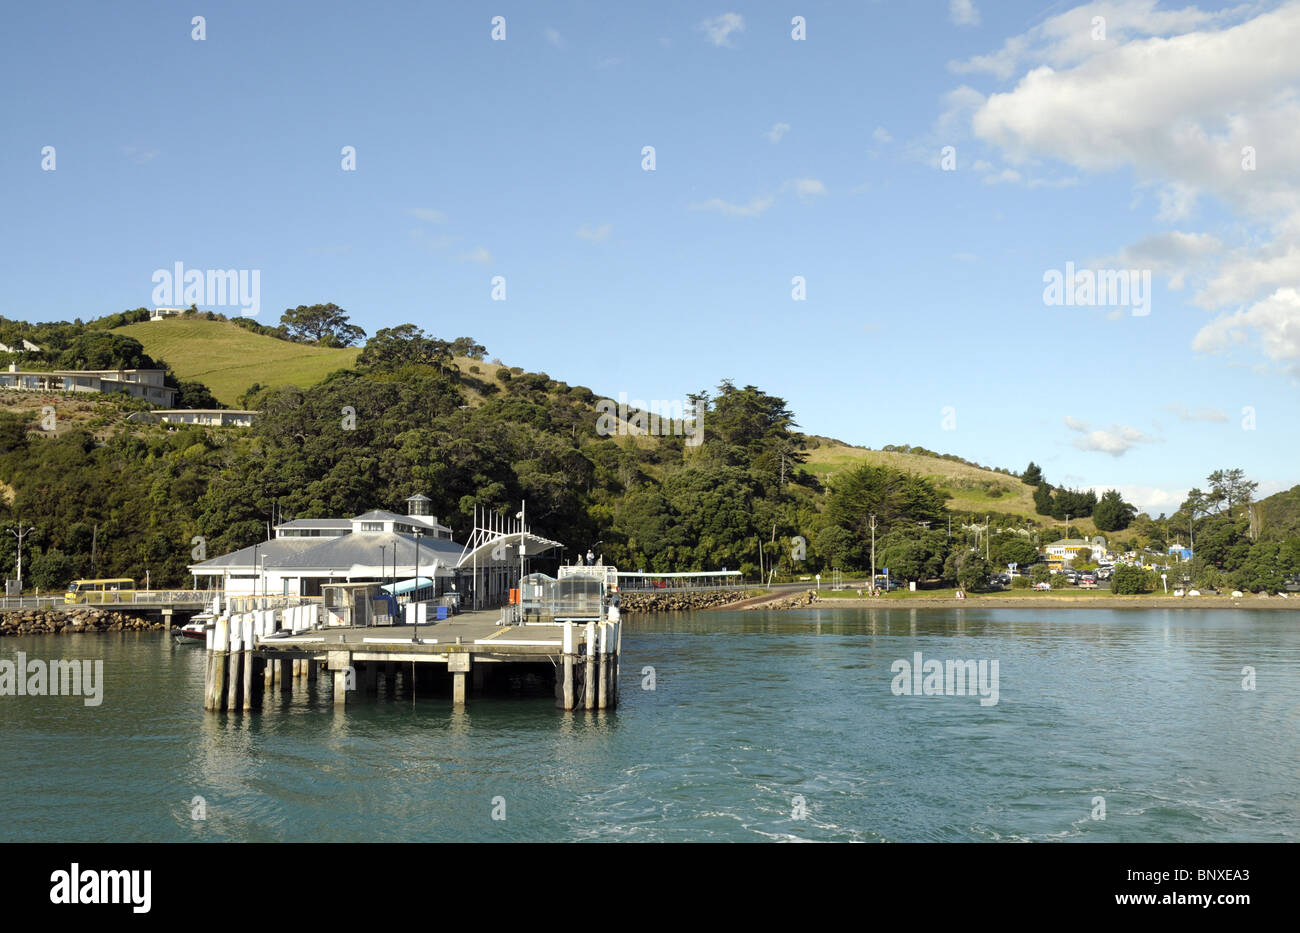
[411,529,424,643]
[8,522,35,596]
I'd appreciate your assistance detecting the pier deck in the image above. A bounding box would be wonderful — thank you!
[201,606,621,713]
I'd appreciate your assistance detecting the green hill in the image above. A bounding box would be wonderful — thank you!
[802,440,1095,533]
[114,318,360,406]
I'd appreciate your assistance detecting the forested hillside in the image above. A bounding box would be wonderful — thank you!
[0,316,1296,594]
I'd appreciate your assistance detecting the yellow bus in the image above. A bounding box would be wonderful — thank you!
[65,578,136,604]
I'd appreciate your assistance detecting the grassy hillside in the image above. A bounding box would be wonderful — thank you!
[115,318,360,406]
[802,441,1096,533]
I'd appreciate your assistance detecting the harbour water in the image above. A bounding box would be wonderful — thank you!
[1,608,1296,842]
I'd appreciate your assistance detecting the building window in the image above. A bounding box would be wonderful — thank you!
[360,522,384,532]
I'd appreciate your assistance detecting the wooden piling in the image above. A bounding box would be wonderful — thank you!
[208,617,230,712]
[584,622,597,710]
[225,616,242,712]
[307,659,318,683]
[452,672,466,705]
[279,658,292,694]
[597,622,608,710]
[561,622,575,711]
[241,616,254,712]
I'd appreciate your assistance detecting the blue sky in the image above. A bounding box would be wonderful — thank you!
[4,0,1299,515]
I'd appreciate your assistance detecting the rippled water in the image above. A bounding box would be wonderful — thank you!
[1,608,1296,842]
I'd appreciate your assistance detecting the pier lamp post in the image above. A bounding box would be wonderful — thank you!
[411,530,423,643]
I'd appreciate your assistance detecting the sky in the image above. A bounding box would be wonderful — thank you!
[3,0,1299,515]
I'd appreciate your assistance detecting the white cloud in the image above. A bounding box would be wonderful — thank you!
[691,195,776,217]
[765,122,791,144]
[872,126,893,144]
[949,0,980,28]
[457,247,493,264]
[1084,484,1188,517]
[576,223,612,242]
[699,13,744,48]
[789,178,827,198]
[544,27,566,49]
[408,208,448,223]
[1102,231,1222,290]
[1193,287,1300,371]
[1064,416,1154,456]
[943,2,1300,371]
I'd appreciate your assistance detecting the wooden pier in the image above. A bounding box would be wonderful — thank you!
[201,606,621,713]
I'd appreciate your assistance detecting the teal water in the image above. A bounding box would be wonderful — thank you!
[1,608,1296,842]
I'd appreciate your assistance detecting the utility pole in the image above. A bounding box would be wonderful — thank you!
[985,515,990,561]
[870,514,877,594]
[9,522,35,594]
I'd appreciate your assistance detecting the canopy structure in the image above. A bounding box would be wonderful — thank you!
[379,576,437,596]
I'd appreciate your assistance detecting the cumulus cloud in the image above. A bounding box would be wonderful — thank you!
[873,126,893,144]
[457,247,493,264]
[789,178,827,198]
[699,13,744,47]
[1084,484,1188,516]
[691,194,776,217]
[692,178,826,217]
[544,27,566,48]
[1101,230,1223,290]
[949,0,980,28]
[765,122,791,144]
[1065,416,1154,456]
[942,2,1300,369]
[1193,287,1300,372]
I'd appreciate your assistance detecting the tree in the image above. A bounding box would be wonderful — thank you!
[1111,564,1154,595]
[1033,483,1054,516]
[990,535,1038,568]
[1031,563,1052,584]
[279,303,366,346]
[449,337,487,360]
[1093,489,1137,532]
[1207,468,1258,517]
[1022,462,1043,485]
[957,555,992,591]
[173,380,223,409]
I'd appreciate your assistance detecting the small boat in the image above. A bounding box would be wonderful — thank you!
[172,617,210,644]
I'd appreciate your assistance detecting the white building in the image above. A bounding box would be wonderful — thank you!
[150,307,187,322]
[1045,535,1109,563]
[0,365,176,406]
[188,494,562,609]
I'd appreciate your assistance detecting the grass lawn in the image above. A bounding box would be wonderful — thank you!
[801,443,1097,534]
[115,318,360,406]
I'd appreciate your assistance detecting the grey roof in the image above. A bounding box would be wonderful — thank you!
[406,493,432,502]
[189,537,320,571]
[277,518,353,529]
[270,531,465,571]
[350,510,409,523]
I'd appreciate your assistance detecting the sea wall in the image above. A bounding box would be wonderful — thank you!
[0,608,165,636]
[618,590,747,612]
